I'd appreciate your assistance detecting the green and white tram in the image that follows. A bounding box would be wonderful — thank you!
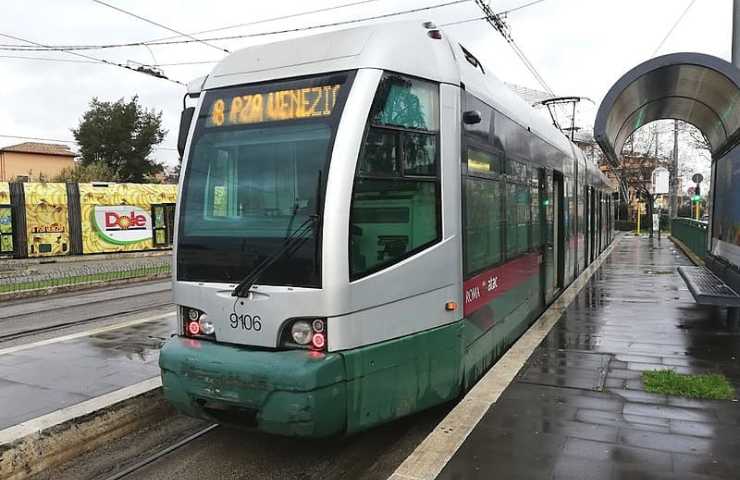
[160,21,614,437]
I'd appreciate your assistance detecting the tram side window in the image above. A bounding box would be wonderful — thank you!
[530,171,541,249]
[463,171,502,275]
[0,206,13,254]
[505,161,530,258]
[350,73,440,279]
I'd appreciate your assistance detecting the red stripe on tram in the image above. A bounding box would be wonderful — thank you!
[462,252,541,317]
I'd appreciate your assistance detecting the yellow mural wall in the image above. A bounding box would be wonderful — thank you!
[24,183,70,257]
[0,183,9,204]
[79,183,177,253]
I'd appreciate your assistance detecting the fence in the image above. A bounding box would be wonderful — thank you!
[671,217,708,260]
[0,257,171,295]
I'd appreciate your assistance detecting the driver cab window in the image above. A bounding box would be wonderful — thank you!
[349,73,441,279]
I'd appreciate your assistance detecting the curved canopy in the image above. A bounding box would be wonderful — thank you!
[594,52,740,164]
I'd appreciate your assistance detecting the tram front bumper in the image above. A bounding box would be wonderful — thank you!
[159,336,346,438]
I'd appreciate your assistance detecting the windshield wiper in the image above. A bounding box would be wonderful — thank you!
[232,170,323,298]
[231,215,317,298]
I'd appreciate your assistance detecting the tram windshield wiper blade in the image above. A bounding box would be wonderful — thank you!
[231,215,317,298]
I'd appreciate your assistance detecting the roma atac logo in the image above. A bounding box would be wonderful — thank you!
[93,206,151,245]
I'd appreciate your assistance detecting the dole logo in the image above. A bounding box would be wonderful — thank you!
[93,206,152,245]
[104,211,146,230]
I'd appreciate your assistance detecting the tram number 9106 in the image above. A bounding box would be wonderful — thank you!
[229,313,262,332]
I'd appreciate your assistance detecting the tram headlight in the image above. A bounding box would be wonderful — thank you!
[187,308,200,321]
[291,321,313,345]
[199,314,215,335]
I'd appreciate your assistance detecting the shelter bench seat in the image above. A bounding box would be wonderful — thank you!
[678,266,740,326]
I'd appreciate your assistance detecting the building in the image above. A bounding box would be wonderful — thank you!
[0,142,77,182]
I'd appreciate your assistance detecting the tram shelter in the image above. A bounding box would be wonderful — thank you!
[593,52,740,295]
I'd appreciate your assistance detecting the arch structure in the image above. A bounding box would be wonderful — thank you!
[594,52,740,290]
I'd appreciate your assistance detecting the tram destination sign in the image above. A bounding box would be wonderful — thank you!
[207,83,342,128]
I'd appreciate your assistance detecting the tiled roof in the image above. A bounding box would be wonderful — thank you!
[0,142,77,157]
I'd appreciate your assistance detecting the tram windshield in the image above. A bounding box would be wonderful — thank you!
[177,72,352,286]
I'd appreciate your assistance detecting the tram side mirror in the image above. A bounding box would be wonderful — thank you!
[177,106,196,158]
[462,110,482,125]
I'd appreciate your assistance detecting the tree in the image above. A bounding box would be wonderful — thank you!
[73,96,167,182]
[52,162,117,183]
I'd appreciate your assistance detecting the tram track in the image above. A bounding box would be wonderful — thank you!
[0,301,175,343]
[100,425,220,480]
[0,280,174,343]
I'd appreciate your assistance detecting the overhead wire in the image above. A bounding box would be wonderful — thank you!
[440,0,546,27]
[0,0,471,52]
[0,127,184,171]
[0,134,178,151]
[651,0,696,57]
[143,0,383,43]
[91,0,230,54]
[472,0,554,95]
[0,54,219,67]
[0,32,184,85]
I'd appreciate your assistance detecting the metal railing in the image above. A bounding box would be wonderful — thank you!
[671,217,708,260]
[0,258,171,295]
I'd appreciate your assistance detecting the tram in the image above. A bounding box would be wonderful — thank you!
[159,21,614,437]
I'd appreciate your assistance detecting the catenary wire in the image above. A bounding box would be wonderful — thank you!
[651,0,697,57]
[91,0,230,54]
[143,0,383,43]
[0,32,184,85]
[0,0,471,52]
[0,133,178,151]
[473,0,554,95]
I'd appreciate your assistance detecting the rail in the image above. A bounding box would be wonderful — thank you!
[671,217,708,260]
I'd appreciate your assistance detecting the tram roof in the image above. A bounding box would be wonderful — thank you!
[594,52,740,164]
[195,21,610,188]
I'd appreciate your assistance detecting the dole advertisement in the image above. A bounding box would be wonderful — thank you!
[93,206,152,244]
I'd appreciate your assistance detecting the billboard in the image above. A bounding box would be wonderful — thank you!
[24,183,70,257]
[80,183,176,254]
[711,152,740,266]
[653,167,669,194]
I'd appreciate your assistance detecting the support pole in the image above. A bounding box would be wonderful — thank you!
[733,0,740,68]
[670,120,678,226]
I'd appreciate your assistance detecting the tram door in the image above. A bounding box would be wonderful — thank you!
[589,188,596,262]
[543,170,565,304]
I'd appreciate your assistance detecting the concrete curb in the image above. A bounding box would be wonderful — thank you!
[0,272,171,302]
[388,236,621,480]
[668,235,705,267]
[0,380,168,480]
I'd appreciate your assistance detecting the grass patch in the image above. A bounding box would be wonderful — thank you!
[641,370,735,400]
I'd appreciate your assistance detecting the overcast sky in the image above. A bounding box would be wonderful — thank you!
[0,0,732,168]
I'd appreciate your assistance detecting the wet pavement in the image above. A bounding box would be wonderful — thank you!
[438,235,740,480]
[0,315,174,429]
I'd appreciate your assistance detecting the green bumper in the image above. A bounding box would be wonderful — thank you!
[159,337,347,438]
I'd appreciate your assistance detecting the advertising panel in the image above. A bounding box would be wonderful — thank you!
[24,183,70,257]
[710,153,740,266]
[0,183,12,255]
[79,183,176,254]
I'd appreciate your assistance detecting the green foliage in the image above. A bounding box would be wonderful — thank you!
[52,162,117,183]
[73,96,167,182]
[642,370,735,400]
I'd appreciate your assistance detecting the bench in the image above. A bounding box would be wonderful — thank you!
[678,266,740,326]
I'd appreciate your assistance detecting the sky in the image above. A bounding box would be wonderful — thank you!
[0,0,733,170]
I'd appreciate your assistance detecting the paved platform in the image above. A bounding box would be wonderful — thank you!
[0,314,173,430]
[438,235,740,480]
